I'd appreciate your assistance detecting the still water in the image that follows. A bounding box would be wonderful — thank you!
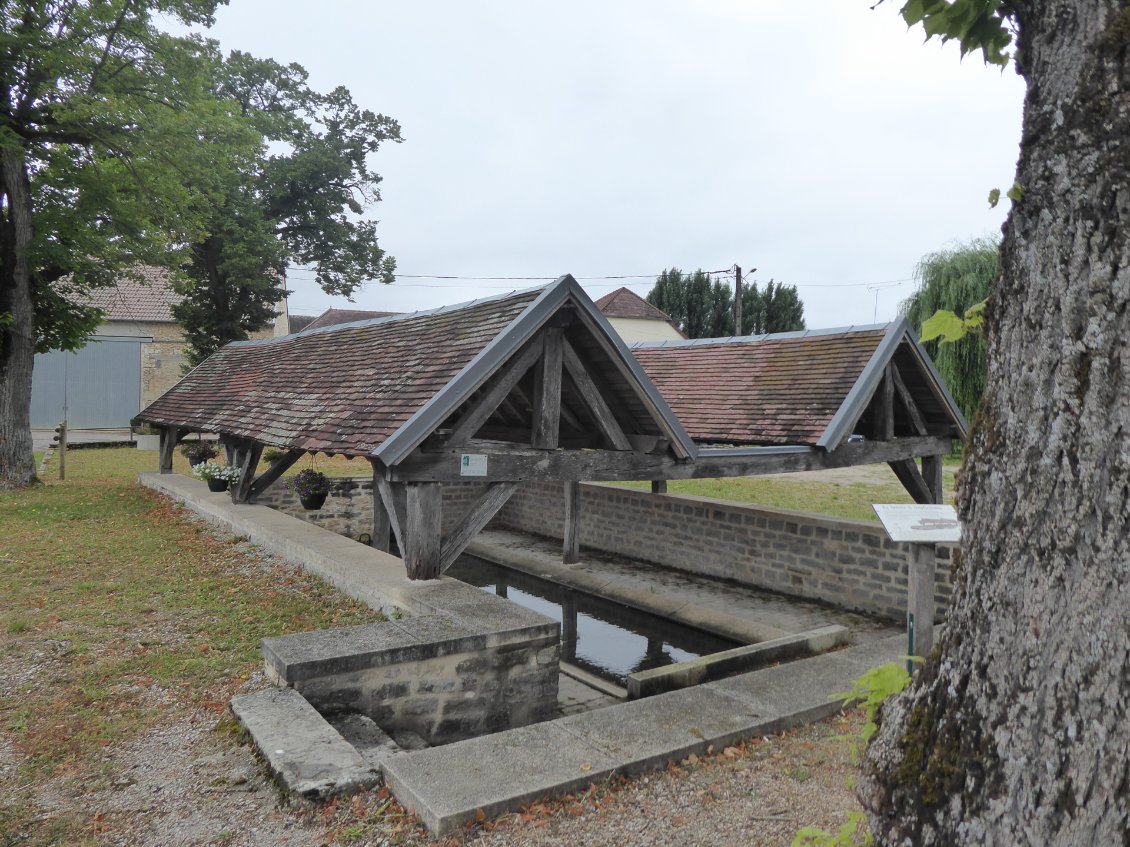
[447,555,740,687]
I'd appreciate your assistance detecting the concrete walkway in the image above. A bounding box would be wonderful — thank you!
[141,472,908,836]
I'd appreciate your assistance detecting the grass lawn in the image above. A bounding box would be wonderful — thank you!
[609,462,960,522]
[0,447,379,844]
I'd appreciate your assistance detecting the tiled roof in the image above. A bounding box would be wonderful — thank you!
[300,307,402,332]
[83,266,181,323]
[287,314,316,333]
[632,329,888,446]
[594,287,677,322]
[138,290,543,455]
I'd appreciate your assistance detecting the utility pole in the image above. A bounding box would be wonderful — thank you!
[733,265,742,336]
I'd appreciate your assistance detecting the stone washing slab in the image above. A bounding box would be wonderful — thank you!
[230,688,379,801]
[381,634,906,835]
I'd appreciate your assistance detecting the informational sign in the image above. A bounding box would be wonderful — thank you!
[460,453,488,477]
[872,504,961,544]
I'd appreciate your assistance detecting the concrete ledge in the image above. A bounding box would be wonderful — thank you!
[230,688,379,801]
[626,624,850,698]
[381,634,907,835]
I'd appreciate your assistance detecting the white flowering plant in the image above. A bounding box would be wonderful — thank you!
[191,462,241,483]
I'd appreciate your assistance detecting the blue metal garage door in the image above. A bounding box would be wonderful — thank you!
[31,337,142,428]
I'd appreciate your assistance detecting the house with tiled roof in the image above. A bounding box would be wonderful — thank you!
[299,307,402,333]
[31,267,289,428]
[593,287,685,343]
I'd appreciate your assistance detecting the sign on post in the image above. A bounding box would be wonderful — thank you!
[873,504,961,672]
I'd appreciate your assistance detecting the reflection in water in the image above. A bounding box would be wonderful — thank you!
[448,556,740,686]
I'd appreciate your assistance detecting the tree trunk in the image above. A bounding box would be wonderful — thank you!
[0,145,37,489]
[860,2,1130,843]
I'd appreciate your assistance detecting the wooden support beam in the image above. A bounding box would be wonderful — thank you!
[889,365,929,436]
[370,463,392,552]
[532,328,563,449]
[921,454,944,504]
[651,480,668,494]
[561,338,632,450]
[219,436,236,466]
[374,475,408,555]
[877,364,896,441]
[248,450,304,500]
[563,480,581,563]
[158,426,180,474]
[230,441,263,503]
[438,482,518,572]
[403,482,442,580]
[392,435,956,483]
[888,458,934,505]
[444,338,545,448]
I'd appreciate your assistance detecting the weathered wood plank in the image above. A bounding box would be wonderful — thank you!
[370,463,392,552]
[878,364,896,441]
[230,441,264,504]
[921,454,944,505]
[248,450,304,500]
[444,338,545,448]
[393,435,955,483]
[561,338,632,450]
[532,328,563,449]
[439,482,518,572]
[563,480,580,563]
[888,458,934,505]
[158,426,180,474]
[908,543,937,658]
[404,483,442,580]
[374,476,408,554]
[890,364,929,436]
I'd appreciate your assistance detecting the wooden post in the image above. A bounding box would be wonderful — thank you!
[561,596,578,662]
[230,441,263,504]
[158,426,179,474]
[880,364,896,441]
[371,464,391,552]
[403,482,442,580]
[532,327,563,449]
[563,480,580,564]
[650,479,667,494]
[907,543,937,669]
[56,420,67,480]
[922,454,944,504]
[733,264,742,335]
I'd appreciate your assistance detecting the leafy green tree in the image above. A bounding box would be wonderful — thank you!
[647,268,805,338]
[173,51,401,368]
[899,238,998,419]
[0,0,253,488]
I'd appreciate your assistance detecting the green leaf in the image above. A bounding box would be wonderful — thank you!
[1006,182,1025,202]
[988,187,1001,208]
[920,309,968,343]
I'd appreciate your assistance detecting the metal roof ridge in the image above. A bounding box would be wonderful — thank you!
[630,321,893,349]
[227,282,552,347]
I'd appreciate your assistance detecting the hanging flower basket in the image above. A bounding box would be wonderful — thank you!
[206,478,229,493]
[293,470,330,511]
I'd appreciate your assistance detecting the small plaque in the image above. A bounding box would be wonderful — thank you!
[872,504,961,544]
[460,454,488,477]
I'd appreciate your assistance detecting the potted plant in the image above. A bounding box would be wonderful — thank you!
[181,441,218,466]
[192,461,241,493]
[293,469,330,510]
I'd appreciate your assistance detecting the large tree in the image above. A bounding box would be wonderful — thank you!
[647,268,805,338]
[861,2,1129,844]
[900,238,998,420]
[173,51,401,368]
[0,0,252,488]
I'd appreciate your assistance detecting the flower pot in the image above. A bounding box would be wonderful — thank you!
[299,491,328,511]
[207,478,229,493]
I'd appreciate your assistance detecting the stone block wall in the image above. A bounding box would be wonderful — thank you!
[494,482,953,621]
[263,610,559,746]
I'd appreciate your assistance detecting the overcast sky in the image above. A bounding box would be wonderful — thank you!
[196,1,1026,329]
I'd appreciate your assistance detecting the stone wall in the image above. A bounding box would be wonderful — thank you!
[263,609,559,746]
[494,482,953,622]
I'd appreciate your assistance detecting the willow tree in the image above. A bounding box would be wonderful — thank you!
[900,238,998,419]
[861,2,1130,844]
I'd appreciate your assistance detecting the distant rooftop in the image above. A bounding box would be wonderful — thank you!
[594,287,677,322]
[300,307,402,332]
[288,314,316,333]
[83,266,180,323]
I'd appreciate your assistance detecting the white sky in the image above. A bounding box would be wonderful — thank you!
[197,0,1026,329]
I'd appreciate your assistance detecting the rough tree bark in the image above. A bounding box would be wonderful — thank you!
[860,2,1130,843]
[0,145,38,489]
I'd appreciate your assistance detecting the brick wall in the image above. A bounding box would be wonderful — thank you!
[494,482,953,621]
